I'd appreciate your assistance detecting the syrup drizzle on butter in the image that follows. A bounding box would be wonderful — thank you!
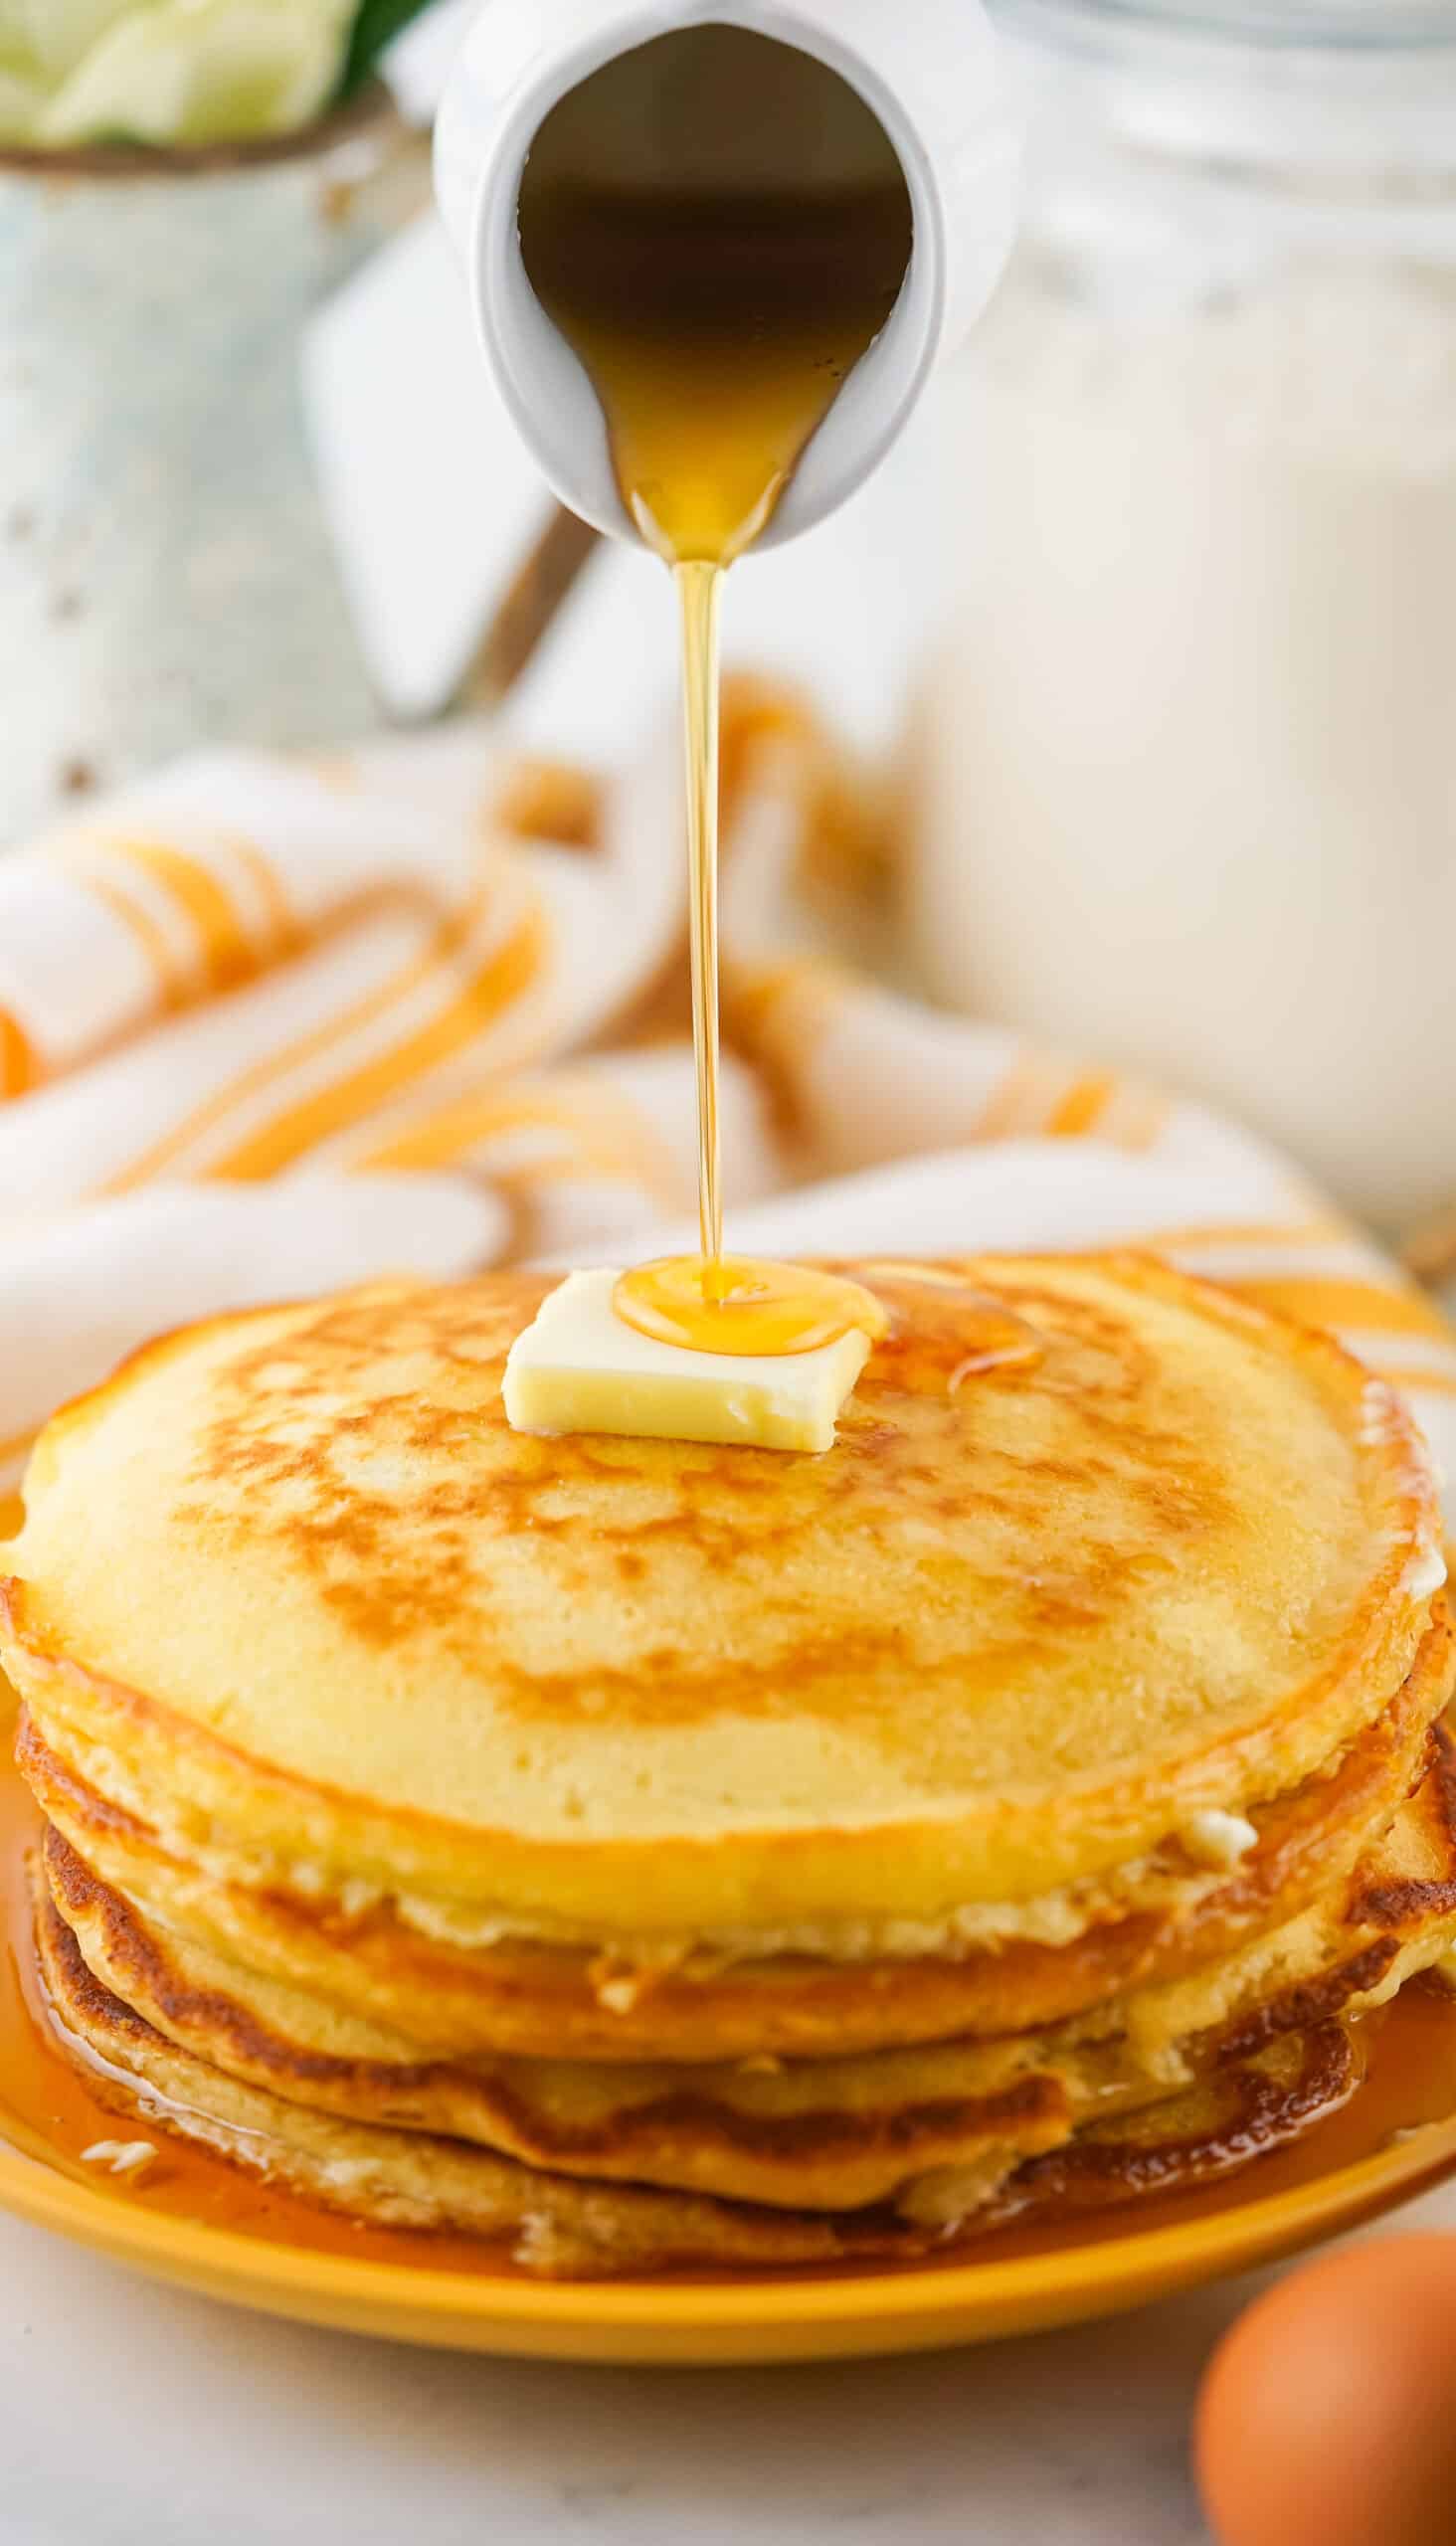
[615,1257,888,1360]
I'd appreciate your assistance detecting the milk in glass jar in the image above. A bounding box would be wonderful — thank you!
[911,2,1456,1226]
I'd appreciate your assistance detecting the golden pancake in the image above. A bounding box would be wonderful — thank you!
[32,1881,900,2278]
[0,1259,1442,1950]
[8,1257,1451,2278]
[27,1880,1392,2279]
[40,1827,1086,2214]
[979,2021,1368,2238]
[18,1616,1448,2063]
[39,1733,1456,2217]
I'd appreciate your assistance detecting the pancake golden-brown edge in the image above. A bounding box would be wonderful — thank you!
[40,1723,1456,2217]
[17,1607,1449,2062]
[27,1877,1401,2279]
[0,1257,1444,1936]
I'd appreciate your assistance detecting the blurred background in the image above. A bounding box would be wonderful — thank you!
[2,0,1453,1228]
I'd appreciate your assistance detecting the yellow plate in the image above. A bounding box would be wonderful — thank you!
[4,2104,1456,2364]
[3,1684,1454,2365]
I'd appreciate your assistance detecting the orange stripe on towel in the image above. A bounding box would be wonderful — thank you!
[1154,1217,1348,1253]
[0,1010,37,1099]
[229,835,299,962]
[1234,1276,1453,1343]
[111,839,258,994]
[1046,1073,1117,1140]
[104,882,501,1191]
[211,910,547,1182]
[1366,1365,1456,1400]
[67,864,192,1015]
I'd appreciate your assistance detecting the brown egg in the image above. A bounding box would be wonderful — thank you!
[1196,2234,1456,2546]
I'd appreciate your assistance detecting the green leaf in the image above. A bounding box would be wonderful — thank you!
[339,0,439,98]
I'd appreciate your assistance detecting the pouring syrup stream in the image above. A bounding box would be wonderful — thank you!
[517,27,912,1356]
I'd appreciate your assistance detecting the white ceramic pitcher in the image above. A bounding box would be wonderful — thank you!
[435,0,1019,547]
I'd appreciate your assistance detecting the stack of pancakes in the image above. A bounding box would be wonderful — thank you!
[3,1255,1453,2278]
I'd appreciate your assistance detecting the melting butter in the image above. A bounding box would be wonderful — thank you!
[503,1270,873,1454]
[1182,1809,1259,1872]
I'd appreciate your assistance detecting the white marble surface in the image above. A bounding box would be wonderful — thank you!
[3,2179,1455,2544]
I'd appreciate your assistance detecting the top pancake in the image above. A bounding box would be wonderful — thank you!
[0,1257,1442,1940]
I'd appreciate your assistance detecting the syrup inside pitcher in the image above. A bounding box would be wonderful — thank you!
[518,29,913,1350]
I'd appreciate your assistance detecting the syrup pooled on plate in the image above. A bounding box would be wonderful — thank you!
[3,1758,1456,2282]
[518,28,913,1342]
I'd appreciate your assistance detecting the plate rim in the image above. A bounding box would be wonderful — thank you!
[5,2101,1456,2338]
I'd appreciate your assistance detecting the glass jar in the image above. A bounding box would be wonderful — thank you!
[908,2,1456,1227]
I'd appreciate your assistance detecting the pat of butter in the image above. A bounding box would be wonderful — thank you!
[1182,1809,1259,1872]
[503,1271,872,1454]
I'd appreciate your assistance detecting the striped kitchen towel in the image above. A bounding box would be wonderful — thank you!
[3,679,1453,1511]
